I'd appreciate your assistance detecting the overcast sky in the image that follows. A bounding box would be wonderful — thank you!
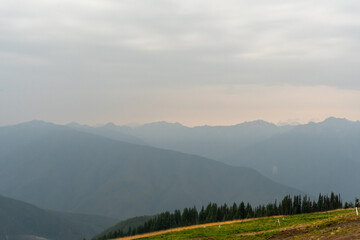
[1,0,360,126]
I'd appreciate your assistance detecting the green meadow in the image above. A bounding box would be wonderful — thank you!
[134,209,356,240]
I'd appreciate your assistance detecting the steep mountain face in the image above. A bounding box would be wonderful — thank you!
[0,194,116,240]
[0,121,301,220]
[226,117,360,201]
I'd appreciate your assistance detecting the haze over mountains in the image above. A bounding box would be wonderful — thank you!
[68,120,291,161]
[1,117,359,239]
[68,117,360,201]
[0,121,300,220]
[227,117,360,201]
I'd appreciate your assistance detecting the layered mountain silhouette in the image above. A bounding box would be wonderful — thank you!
[226,117,360,201]
[0,194,116,240]
[68,120,291,161]
[69,117,360,201]
[0,121,300,219]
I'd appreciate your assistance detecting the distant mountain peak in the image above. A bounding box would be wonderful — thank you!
[277,120,301,126]
[104,122,117,127]
[67,121,86,127]
[18,120,56,128]
[323,116,349,123]
[141,121,185,128]
[317,117,352,127]
[27,119,49,124]
[240,120,276,127]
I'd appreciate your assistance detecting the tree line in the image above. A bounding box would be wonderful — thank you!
[94,193,345,240]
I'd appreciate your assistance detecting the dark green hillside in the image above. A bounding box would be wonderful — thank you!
[0,121,301,219]
[0,195,116,240]
[94,216,153,240]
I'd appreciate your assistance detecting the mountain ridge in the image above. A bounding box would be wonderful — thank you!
[0,121,302,219]
[226,117,360,201]
[66,117,360,201]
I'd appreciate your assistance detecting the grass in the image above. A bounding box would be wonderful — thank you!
[113,209,358,240]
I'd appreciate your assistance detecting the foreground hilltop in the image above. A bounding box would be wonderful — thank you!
[109,209,359,240]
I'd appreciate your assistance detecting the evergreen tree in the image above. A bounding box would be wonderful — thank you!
[238,201,246,219]
[245,203,253,218]
[199,206,206,223]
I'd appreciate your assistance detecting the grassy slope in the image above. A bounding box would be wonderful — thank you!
[111,209,359,240]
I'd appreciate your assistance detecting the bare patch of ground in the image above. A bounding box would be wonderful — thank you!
[269,215,360,240]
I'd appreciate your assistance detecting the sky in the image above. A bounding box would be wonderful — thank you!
[1,0,360,127]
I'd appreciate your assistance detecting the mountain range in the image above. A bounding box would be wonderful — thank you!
[0,121,300,220]
[68,117,360,201]
[68,120,291,161]
[226,117,360,201]
[2,117,358,239]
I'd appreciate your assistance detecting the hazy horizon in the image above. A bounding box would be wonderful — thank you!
[2,0,360,127]
[1,115,358,128]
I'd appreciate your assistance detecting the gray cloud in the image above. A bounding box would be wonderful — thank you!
[2,0,360,88]
[1,0,360,125]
